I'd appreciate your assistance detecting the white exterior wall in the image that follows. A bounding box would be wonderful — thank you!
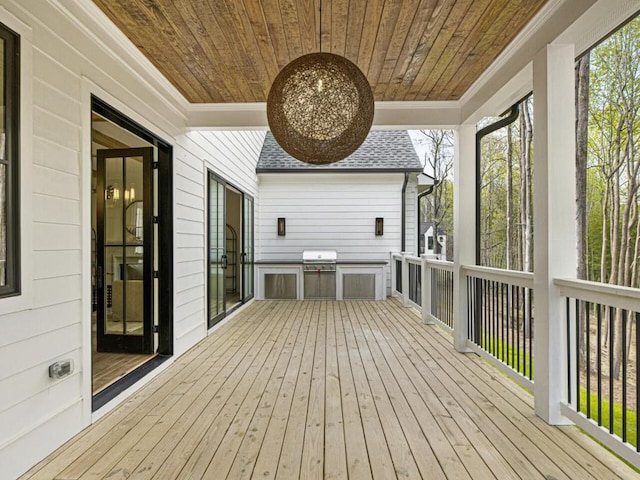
[172,130,265,355]
[0,2,263,478]
[257,172,416,292]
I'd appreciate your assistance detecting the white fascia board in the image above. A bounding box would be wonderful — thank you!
[554,0,640,57]
[460,0,597,122]
[187,100,461,130]
[372,101,460,129]
[418,173,436,186]
[187,103,268,130]
[461,64,533,126]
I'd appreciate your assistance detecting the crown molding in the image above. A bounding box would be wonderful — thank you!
[187,100,461,130]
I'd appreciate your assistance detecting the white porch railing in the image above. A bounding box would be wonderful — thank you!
[555,278,640,468]
[391,252,640,469]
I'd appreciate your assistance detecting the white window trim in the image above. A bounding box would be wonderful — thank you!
[0,7,33,315]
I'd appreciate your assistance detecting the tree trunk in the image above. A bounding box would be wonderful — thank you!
[576,53,590,280]
[520,99,533,273]
[506,124,513,270]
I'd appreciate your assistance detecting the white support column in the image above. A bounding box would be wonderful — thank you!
[421,255,434,324]
[533,44,576,425]
[390,252,397,295]
[401,252,410,307]
[453,125,476,352]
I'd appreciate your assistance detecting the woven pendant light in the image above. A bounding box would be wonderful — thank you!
[266,4,374,165]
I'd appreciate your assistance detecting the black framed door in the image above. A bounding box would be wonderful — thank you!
[208,172,227,328]
[96,147,154,353]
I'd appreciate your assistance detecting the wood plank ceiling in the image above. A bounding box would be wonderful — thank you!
[93,0,548,104]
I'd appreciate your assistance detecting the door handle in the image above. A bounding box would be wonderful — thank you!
[221,254,228,269]
[241,252,247,264]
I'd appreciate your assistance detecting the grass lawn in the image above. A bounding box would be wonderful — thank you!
[579,389,638,448]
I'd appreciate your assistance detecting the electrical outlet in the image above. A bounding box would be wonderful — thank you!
[49,359,73,379]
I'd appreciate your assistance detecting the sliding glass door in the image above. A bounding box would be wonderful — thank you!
[242,196,254,302]
[208,172,254,328]
[208,173,226,328]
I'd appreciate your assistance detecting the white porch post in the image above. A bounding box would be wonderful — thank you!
[533,43,576,425]
[453,125,475,352]
[421,255,434,324]
[401,252,410,307]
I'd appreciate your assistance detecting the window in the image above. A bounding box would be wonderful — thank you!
[0,23,20,296]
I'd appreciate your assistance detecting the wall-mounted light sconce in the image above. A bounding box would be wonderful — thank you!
[375,217,384,236]
[277,217,286,236]
[105,184,120,208]
[105,184,118,201]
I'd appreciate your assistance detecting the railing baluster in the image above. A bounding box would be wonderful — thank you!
[609,305,615,435]
[636,311,639,452]
[518,286,523,376]
[467,276,472,340]
[501,281,505,363]
[567,297,572,405]
[586,301,591,419]
[622,309,627,444]
[598,303,603,427]
[528,290,533,380]
[576,298,581,413]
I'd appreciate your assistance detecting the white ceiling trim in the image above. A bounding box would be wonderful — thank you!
[186,101,461,130]
[459,0,598,122]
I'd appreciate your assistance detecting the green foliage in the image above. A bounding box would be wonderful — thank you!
[585,16,640,286]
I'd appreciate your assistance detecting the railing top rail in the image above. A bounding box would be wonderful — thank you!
[405,256,421,265]
[555,277,640,313]
[426,259,454,271]
[462,264,534,288]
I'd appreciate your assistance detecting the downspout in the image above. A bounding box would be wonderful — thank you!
[401,172,409,252]
[475,103,520,264]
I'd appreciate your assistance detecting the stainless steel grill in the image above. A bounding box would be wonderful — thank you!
[302,250,337,272]
[302,250,337,299]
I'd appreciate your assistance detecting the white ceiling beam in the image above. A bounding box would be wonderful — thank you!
[187,101,461,130]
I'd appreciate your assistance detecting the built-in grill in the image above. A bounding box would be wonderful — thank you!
[302,250,337,299]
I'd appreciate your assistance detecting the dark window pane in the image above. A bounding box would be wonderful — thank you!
[0,23,20,296]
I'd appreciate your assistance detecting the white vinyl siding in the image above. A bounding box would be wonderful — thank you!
[258,173,404,260]
[257,172,417,292]
[173,130,264,353]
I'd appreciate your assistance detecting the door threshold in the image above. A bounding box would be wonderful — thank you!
[92,354,170,411]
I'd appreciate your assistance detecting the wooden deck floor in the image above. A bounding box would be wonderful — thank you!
[22,300,639,479]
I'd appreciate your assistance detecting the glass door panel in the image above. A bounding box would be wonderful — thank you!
[242,196,254,301]
[208,173,226,328]
[97,148,153,353]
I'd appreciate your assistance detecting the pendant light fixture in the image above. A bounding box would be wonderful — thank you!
[266,1,374,165]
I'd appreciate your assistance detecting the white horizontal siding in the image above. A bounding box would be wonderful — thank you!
[257,173,404,262]
[171,130,264,355]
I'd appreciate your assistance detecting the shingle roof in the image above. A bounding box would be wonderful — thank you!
[256,130,423,173]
